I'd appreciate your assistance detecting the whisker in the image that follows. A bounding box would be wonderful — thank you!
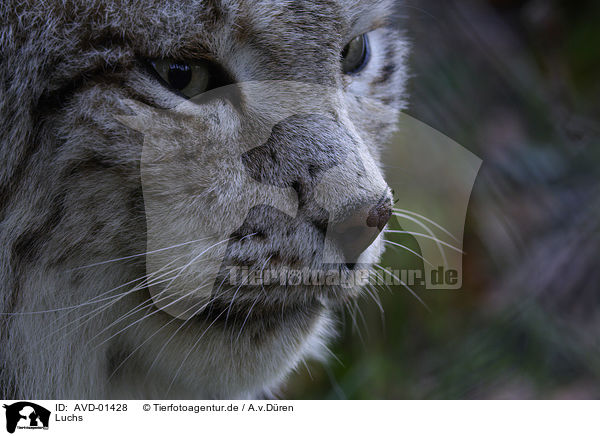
[374,264,430,312]
[301,359,313,381]
[36,253,190,343]
[105,234,258,374]
[0,257,184,317]
[391,212,449,267]
[0,291,134,316]
[362,282,384,315]
[90,281,214,351]
[157,237,234,302]
[372,269,394,296]
[165,306,230,396]
[392,208,460,242]
[368,283,386,331]
[383,239,434,266]
[108,289,217,381]
[322,344,344,367]
[89,264,197,342]
[49,261,189,343]
[259,255,273,297]
[143,272,234,382]
[234,294,262,343]
[68,236,214,271]
[88,262,221,350]
[354,300,369,342]
[347,300,360,340]
[42,258,192,348]
[88,235,240,346]
[385,230,464,254]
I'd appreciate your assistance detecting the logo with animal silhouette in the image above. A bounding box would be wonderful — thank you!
[2,402,50,434]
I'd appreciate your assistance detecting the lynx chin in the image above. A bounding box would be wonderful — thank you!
[0,0,408,399]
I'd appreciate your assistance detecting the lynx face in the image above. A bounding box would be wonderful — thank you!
[1,0,408,398]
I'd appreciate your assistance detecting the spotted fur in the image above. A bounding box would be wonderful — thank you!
[0,0,408,399]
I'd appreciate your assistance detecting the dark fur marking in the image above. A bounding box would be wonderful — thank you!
[5,194,64,318]
[37,65,129,117]
[373,62,396,85]
[106,343,135,378]
[12,196,65,265]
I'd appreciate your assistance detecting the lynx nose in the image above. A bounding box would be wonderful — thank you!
[330,197,392,267]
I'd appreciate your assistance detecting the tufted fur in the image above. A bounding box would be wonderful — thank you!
[0,0,408,399]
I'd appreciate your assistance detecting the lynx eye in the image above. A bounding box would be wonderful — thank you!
[149,59,212,98]
[341,34,370,75]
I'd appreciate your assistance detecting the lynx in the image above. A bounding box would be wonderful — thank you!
[0,0,408,398]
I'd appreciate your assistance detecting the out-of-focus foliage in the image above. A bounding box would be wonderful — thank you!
[285,0,600,399]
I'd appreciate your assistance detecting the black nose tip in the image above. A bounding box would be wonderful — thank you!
[330,197,392,266]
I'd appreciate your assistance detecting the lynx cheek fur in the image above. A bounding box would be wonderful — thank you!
[0,0,408,399]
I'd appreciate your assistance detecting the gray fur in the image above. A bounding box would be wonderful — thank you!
[0,0,408,399]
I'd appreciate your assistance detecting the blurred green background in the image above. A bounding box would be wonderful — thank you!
[284,0,600,399]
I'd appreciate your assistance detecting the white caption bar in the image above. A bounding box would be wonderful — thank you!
[0,400,595,436]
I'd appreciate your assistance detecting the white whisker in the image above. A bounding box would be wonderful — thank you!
[385,230,464,254]
[42,258,191,347]
[68,236,214,271]
[108,290,217,381]
[374,264,430,312]
[166,306,229,396]
[391,212,449,267]
[393,208,460,242]
[88,236,238,346]
[383,239,434,266]
[143,272,234,382]
[234,294,262,343]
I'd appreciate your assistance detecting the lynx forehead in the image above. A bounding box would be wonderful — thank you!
[0,0,408,399]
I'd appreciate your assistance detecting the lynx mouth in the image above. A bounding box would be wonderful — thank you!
[190,292,327,331]
[211,253,375,310]
[216,221,381,303]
